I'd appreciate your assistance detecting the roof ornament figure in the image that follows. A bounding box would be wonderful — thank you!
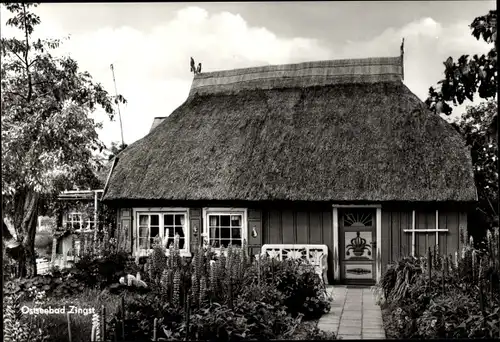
[190,57,196,74]
[190,57,202,75]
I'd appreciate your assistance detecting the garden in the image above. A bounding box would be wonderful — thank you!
[3,232,337,342]
[374,227,500,339]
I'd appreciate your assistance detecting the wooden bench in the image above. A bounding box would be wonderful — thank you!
[261,244,329,284]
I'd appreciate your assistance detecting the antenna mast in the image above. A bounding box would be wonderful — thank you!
[110,64,125,147]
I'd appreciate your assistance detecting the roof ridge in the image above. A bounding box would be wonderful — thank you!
[189,56,403,96]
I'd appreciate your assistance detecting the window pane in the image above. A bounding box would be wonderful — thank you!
[164,214,173,226]
[139,237,148,249]
[220,228,230,239]
[231,228,241,239]
[150,214,159,226]
[139,226,149,238]
[209,215,219,227]
[178,238,185,249]
[151,226,159,239]
[210,227,219,239]
[164,227,173,238]
[210,239,220,248]
[174,226,185,238]
[221,215,230,227]
[221,239,230,248]
[232,239,242,247]
[139,215,148,226]
[231,215,241,227]
[175,214,184,226]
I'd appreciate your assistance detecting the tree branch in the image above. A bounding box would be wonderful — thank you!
[22,3,33,103]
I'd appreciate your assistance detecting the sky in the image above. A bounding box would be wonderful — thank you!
[0,1,496,148]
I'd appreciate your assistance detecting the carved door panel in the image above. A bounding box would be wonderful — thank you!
[339,208,376,284]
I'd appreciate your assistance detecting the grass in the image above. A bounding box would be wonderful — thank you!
[23,288,123,342]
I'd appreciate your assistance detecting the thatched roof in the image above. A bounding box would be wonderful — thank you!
[103,56,477,203]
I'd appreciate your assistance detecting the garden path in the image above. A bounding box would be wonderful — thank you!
[318,285,386,339]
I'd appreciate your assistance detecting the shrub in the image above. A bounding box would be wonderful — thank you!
[3,293,52,342]
[3,272,86,300]
[73,251,129,289]
[245,256,331,319]
[381,227,500,339]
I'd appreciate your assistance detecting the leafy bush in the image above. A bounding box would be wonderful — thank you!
[381,227,500,339]
[3,293,52,342]
[73,251,129,289]
[244,256,331,319]
[3,272,86,300]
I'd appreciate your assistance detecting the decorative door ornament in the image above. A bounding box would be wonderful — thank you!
[346,231,371,257]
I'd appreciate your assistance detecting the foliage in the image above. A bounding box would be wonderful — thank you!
[455,100,498,240]
[3,269,86,299]
[73,248,130,289]
[246,256,331,319]
[425,10,497,117]
[381,227,500,339]
[107,141,128,161]
[379,256,423,304]
[3,293,52,342]
[103,238,335,341]
[1,2,125,278]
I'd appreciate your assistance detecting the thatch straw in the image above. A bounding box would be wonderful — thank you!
[103,56,476,203]
[190,57,403,96]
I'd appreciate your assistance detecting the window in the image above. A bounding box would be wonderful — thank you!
[65,212,96,232]
[66,213,83,230]
[134,209,189,256]
[403,210,449,257]
[203,208,247,250]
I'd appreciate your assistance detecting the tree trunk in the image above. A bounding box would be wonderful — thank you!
[11,188,39,278]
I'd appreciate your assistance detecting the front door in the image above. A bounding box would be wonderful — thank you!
[339,208,376,285]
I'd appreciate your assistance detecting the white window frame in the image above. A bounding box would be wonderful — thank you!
[133,208,191,257]
[65,211,96,233]
[202,208,248,254]
[403,210,449,257]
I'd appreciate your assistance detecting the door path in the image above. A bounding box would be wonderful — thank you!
[318,286,386,339]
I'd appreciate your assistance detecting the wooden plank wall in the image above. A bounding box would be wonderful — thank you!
[117,208,133,253]
[381,210,466,273]
[262,209,333,283]
[189,208,201,251]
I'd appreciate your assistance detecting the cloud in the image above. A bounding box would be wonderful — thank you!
[1,6,491,146]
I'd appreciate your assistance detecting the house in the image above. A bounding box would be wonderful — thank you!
[50,189,104,268]
[102,52,477,285]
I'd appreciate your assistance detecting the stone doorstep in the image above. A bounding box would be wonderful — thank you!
[341,315,363,320]
[338,328,362,335]
[343,306,363,311]
[363,314,382,319]
[363,336,386,340]
[338,335,361,340]
[362,326,385,331]
[362,329,385,335]
[362,325,384,331]
[337,335,362,340]
[339,321,362,328]
[362,321,383,326]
